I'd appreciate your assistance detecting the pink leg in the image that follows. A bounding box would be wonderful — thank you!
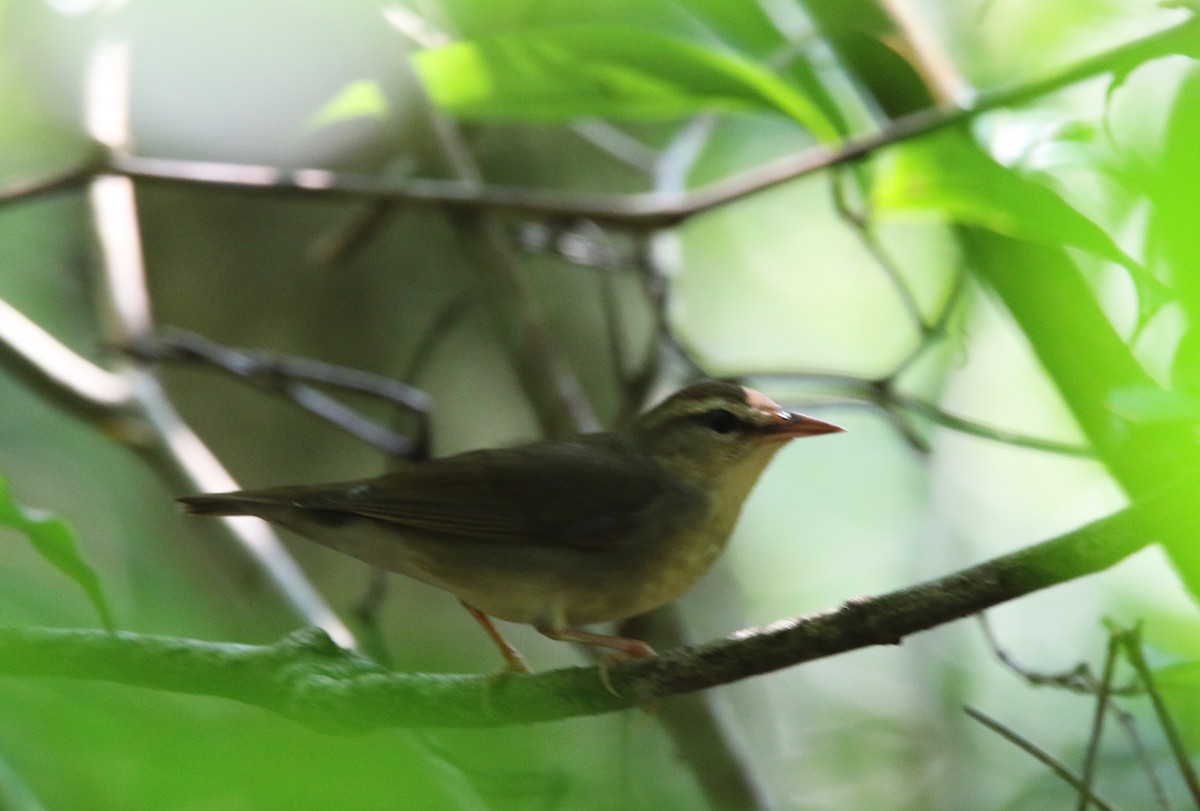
[461,601,532,674]
[537,626,656,659]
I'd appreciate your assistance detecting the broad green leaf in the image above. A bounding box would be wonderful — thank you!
[0,473,114,631]
[412,25,838,140]
[873,129,1170,325]
[780,53,853,140]
[306,79,389,130]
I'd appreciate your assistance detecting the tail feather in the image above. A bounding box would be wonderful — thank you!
[176,494,254,517]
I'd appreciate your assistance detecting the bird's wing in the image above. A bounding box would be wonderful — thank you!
[243,439,675,551]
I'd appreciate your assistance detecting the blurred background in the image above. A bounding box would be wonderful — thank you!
[2,0,1200,808]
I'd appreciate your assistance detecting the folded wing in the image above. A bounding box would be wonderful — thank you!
[182,436,671,551]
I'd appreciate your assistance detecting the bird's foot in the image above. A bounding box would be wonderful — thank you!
[535,625,656,697]
[596,646,655,698]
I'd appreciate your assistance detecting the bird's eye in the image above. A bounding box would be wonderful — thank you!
[701,408,740,434]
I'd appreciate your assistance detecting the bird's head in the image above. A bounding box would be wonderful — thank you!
[630,380,843,493]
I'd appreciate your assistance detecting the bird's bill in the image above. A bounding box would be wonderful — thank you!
[768,411,845,438]
[741,387,844,439]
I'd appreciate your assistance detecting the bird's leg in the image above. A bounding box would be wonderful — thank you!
[536,626,656,697]
[536,626,656,659]
[461,601,532,674]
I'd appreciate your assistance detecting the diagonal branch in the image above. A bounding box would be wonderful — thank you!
[0,298,133,421]
[0,470,1180,730]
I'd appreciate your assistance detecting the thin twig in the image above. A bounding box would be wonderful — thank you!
[965,706,1123,811]
[598,269,630,386]
[829,168,929,331]
[1077,633,1122,811]
[128,329,431,411]
[616,604,770,810]
[1110,703,1172,810]
[745,369,1095,457]
[306,158,419,265]
[618,256,677,419]
[655,114,719,194]
[123,329,430,458]
[514,219,639,269]
[1119,625,1200,805]
[895,393,1095,457]
[630,231,706,411]
[878,396,934,455]
[887,265,969,380]
[979,614,1101,693]
[307,200,397,265]
[400,292,473,387]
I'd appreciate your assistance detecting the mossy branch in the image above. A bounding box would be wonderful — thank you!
[0,473,1176,730]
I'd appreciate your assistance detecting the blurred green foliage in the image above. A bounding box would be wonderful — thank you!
[1,0,1200,809]
[0,472,112,630]
[413,25,838,137]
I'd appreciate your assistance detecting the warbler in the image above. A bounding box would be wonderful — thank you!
[179,380,843,671]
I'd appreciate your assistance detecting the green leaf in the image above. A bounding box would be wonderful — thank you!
[412,25,837,139]
[0,473,114,631]
[873,129,1170,326]
[1149,72,1200,393]
[779,53,853,140]
[306,80,389,130]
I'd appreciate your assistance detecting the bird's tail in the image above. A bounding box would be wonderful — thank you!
[176,494,250,516]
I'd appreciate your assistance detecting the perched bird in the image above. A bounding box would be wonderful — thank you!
[178,380,843,672]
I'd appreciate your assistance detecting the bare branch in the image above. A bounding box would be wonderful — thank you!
[123,329,431,458]
[11,17,1173,227]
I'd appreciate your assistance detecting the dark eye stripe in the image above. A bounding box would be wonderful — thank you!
[699,408,740,434]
